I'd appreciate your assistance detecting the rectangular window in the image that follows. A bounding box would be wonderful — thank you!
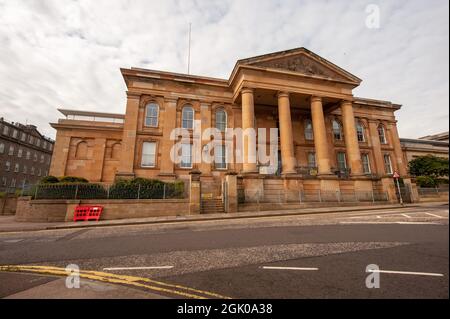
[361,153,371,174]
[8,145,14,156]
[1,177,6,186]
[10,178,16,188]
[28,135,34,144]
[23,165,27,174]
[36,139,41,147]
[18,148,23,158]
[21,133,26,141]
[215,145,227,169]
[180,143,192,168]
[337,152,347,170]
[5,161,10,171]
[384,154,393,174]
[31,167,35,175]
[307,152,316,168]
[141,142,156,167]
[2,126,9,135]
[40,155,44,163]
[14,163,19,172]
[12,129,18,138]
[38,168,41,176]
[26,151,31,160]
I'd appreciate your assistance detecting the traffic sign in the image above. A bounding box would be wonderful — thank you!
[393,171,400,179]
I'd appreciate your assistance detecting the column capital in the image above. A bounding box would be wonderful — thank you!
[277,91,290,98]
[340,99,353,106]
[311,96,322,103]
[241,87,254,95]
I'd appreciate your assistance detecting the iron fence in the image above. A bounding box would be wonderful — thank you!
[238,189,389,204]
[20,182,186,200]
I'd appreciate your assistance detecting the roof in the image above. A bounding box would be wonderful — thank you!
[58,108,125,119]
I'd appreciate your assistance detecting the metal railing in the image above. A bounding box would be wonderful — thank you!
[20,182,186,200]
[239,189,389,205]
[417,186,449,196]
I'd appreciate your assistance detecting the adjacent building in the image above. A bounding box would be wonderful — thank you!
[0,118,54,191]
[49,47,417,202]
[400,131,449,163]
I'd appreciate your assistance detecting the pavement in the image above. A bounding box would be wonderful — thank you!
[0,202,448,299]
[0,202,438,233]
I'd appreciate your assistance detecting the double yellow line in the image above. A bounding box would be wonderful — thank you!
[0,265,231,299]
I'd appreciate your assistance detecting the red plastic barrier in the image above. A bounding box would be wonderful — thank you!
[73,205,103,222]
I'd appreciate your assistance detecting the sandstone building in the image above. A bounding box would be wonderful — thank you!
[49,48,416,203]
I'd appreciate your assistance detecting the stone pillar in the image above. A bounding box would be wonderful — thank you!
[368,120,385,176]
[224,172,238,213]
[310,96,331,175]
[277,92,296,174]
[49,130,70,177]
[91,138,106,182]
[241,88,258,173]
[389,122,408,176]
[341,100,363,175]
[159,97,178,177]
[117,92,140,179]
[189,170,201,214]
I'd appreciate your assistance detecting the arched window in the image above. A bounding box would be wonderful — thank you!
[304,119,313,140]
[332,120,343,141]
[75,141,88,159]
[145,103,159,127]
[215,109,227,132]
[182,105,194,129]
[356,120,365,142]
[378,124,387,144]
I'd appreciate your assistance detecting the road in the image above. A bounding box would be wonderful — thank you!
[0,203,448,299]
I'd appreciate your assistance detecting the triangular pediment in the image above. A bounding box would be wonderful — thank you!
[237,47,361,85]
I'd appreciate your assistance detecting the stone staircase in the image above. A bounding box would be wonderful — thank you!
[201,197,224,214]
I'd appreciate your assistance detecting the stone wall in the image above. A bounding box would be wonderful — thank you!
[0,195,17,215]
[15,196,189,222]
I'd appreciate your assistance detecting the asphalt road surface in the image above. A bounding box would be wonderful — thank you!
[0,203,448,299]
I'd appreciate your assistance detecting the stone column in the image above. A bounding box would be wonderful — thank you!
[117,92,140,179]
[341,100,363,175]
[388,122,407,176]
[368,120,385,175]
[241,88,257,173]
[92,138,106,182]
[277,92,296,174]
[189,170,201,214]
[310,96,331,175]
[49,130,70,177]
[159,97,178,177]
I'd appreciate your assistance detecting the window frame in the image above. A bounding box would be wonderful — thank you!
[307,152,316,168]
[332,119,343,141]
[304,119,314,141]
[215,108,227,132]
[182,105,195,130]
[378,124,387,144]
[361,153,371,174]
[145,102,159,128]
[180,143,193,169]
[141,141,157,168]
[383,154,393,175]
[337,151,347,170]
[214,144,227,170]
[356,120,365,142]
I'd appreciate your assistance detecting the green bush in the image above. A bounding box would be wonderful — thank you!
[415,176,438,188]
[39,175,59,184]
[59,176,89,183]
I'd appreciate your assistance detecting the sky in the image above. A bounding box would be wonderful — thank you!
[0,0,448,139]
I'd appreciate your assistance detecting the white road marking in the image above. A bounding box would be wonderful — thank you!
[339,221,439,225]
[261,266,319,271]
[3,239,23,243]
[368,269,444,277]
[425,213,444,219]
[103,266,174,271]
[401,214,411,218]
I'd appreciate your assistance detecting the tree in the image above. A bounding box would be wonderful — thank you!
[408,155,449,178]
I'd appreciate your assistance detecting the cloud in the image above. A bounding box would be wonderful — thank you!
[0,0,448,139]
